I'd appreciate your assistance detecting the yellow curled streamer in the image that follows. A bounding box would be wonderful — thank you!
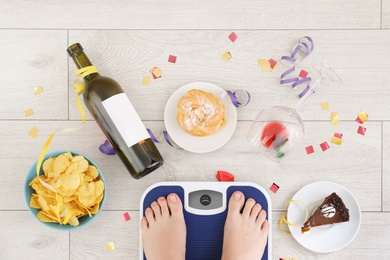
[279,199,307,235]
[34,66,98,224]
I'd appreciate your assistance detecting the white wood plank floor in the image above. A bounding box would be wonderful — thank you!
[1,1,389,259]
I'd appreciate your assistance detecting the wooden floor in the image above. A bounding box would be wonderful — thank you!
[1,1,390,259]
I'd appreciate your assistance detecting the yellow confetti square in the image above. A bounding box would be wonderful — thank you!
[142,76,150,85]
[150,67,162,78]
[258,59,276,72]
[358,111,368,122]
[332,118,340,126]
[28,127,39,139]
[331,136,342,145]
[106,242,115,251]
[321,102,329,110]
[24,108,34,117]
[222,51,232,61]
[330,112,338,120]
[34,86,43,95]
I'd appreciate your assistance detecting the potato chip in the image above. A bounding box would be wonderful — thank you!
[29,151,104,226]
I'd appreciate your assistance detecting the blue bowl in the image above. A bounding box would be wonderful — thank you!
[24,150,106,231]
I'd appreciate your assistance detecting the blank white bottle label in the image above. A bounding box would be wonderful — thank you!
[102,93,150,147]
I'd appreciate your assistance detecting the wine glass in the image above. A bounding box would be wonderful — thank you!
[246,57,341,162]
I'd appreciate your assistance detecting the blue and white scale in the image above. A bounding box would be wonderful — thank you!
[140,182,272,260]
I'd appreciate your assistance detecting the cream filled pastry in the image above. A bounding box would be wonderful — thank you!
[177,89,226,136]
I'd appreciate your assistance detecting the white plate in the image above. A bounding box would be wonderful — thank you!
[287,181,361,253]
[164,82,237,153]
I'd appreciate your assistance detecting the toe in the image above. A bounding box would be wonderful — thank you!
[141,216,149,230]
[167,193,184,218]
[242,198,256,217]
[261,219,270,233]
[145,207,155,224]
[250,203,262,219]
[151,201,162,219]
[158,196,169,217]
[256,210,267,226]
[227,191,245,216]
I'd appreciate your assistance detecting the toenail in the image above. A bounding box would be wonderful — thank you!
[234,192,241,200]
[158,197,165,201]
[169,194,177,202]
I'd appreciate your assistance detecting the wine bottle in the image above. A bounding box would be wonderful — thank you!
[67,43,163,179]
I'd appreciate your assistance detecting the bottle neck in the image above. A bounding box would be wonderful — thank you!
[68,45,99,82]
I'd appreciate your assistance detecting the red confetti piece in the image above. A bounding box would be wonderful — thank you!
[168,55,177,63]
[122,212,131,222]
[320,142,330,151]
[355,117,363,124]
[268,59,277,69]
[299,70,308,78]
[357,126,366,135]
[216,171,234,182]
[228,32,238,42]
[305,145,314,154]
[334,132,343,138]
[269,183,279,193]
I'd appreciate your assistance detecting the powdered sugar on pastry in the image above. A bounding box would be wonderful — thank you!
[177,89,226,136]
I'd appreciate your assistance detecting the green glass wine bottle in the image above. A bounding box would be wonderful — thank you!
[67,43,163,179]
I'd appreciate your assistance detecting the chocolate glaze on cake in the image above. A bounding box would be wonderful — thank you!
[304,192,350,228]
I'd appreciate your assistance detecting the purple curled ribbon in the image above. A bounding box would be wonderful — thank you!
[147,128,176,148]
[99,140,116,155]
[280,36,315,99]
[226,90,251,107]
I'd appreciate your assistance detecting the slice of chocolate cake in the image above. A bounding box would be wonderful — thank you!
[303,192,350,231]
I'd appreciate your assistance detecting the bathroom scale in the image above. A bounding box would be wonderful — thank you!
[140,182,272,260]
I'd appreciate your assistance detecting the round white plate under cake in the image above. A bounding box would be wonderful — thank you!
[164,82,237,153]
[287,181,361,253]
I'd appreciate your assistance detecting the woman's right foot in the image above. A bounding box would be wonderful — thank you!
[221,191,270,260]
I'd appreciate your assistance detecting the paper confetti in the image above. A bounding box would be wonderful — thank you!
[28,127,39,139]
[122,212,131,222]
[330,112,338,120]
[142,76,150,85]
[34,86,43,95]
[168,55,177,63]
[258,59,276,72]
[331,136,342,145]
[321,102,329,110]
[222,51,232,61]
[106,242,115,251]
[357,111,368,123]
[150,67,162,79]
[320,142,330,151]
[330,112,339,126]
[305,145,314,154]
[299,70,308,78]
[24,108,34,117]
[269,59,277,69]
[216,170,234,182]
[269,183,279,193]
[228,32,238,42]
[357,126,366,136]
[334,132,343,138]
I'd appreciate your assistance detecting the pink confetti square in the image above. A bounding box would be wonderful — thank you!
[168,55,177,63]
[299,70,308,78]
[357,126,366,135]
[269,183,279,193]
[355,117,363,124]
[334,132,343,138]
[320,142,330,151]
[122,212,131,221]
[228,32,238,42]
[305,145,314,154]
[268,59,277,69]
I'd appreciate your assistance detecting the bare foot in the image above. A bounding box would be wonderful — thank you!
[141,193,186,260]
[221,191,270,260]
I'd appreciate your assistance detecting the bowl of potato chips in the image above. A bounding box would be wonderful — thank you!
[24,150,106,230]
